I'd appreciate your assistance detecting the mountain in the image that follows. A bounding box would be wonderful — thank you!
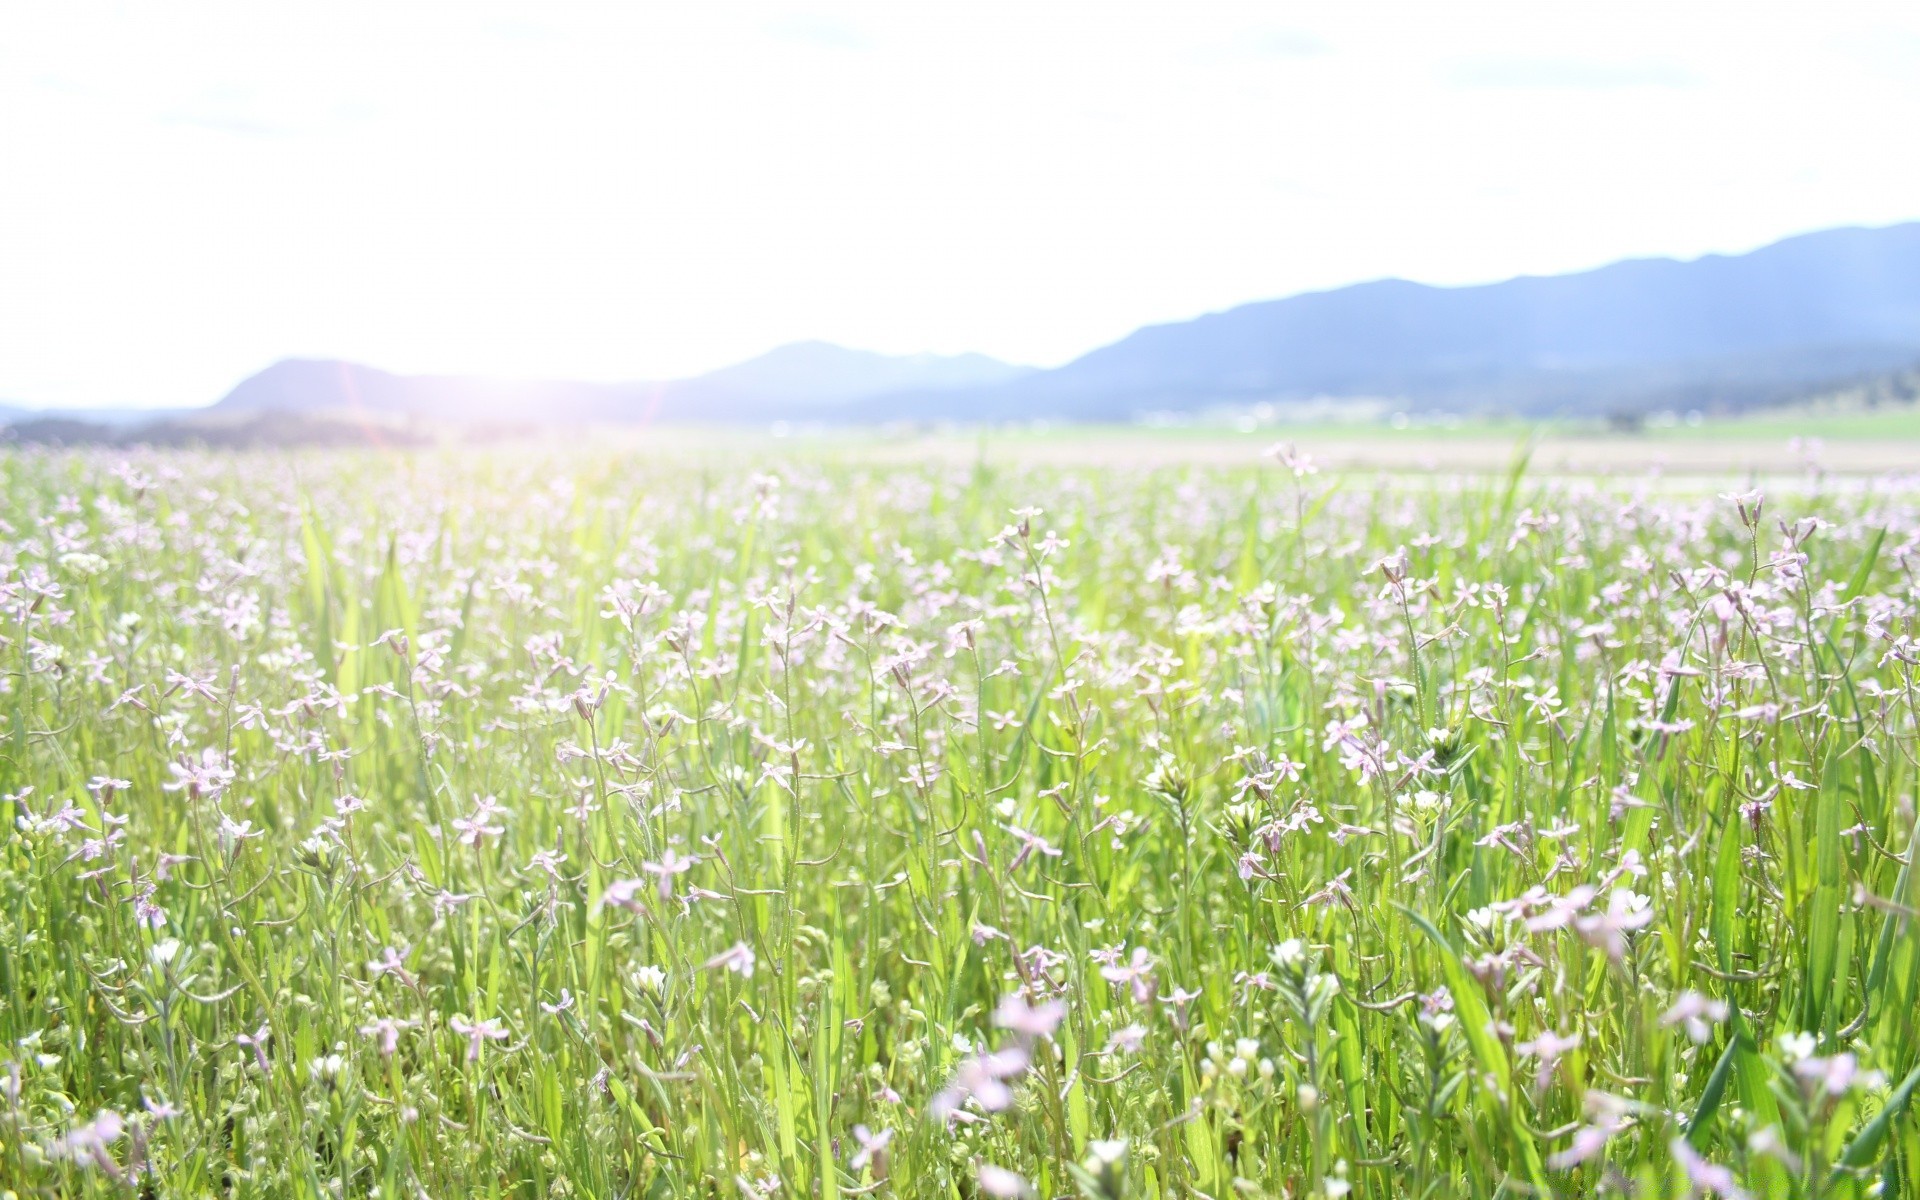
[678,341,1029,405]
[215,343,1030,422]
[885,222,1920,420]
[204,222,1920,423]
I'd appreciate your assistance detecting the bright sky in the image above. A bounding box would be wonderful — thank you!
[5,2,1920,410]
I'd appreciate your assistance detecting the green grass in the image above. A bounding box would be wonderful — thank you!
[969,400,1920,442]
[1,445,1917,1198]
[1642,405,1920,440]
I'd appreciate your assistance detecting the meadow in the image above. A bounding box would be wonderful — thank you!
[2,441,1918,1199]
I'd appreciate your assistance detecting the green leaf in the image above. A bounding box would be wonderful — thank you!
[1836,1060,1920,1174]
[1403,907,1550,1196]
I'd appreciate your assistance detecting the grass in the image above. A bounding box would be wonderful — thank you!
[1,443,1918,1198]
[916,400,1920,443]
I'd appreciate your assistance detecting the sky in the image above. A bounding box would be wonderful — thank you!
[5,3,1920,410]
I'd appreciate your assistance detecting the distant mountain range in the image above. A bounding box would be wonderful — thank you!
[216,341,1034,424]
[13,221,1920,432]
[913,222,1920,420]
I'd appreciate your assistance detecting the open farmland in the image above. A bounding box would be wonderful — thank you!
[2,444,1919,1198]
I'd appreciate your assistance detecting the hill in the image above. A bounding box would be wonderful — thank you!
[161,221,1920,424]
[215,343,1030,422]
[866,222,1920,420]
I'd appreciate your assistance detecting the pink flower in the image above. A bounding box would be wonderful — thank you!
[1661,992,1729,1044]
[452,795,507,847]
[931,1045,1030,1120]
[849,1124,892,1172]
[1573,889,1653,961]
[643,849,697,899]
[977,1163,1033,1198]
[449,1015,509,1061]
[50,1110,125,1175]
[703,941,757,978]
[1669,1137,1748,1199]
[359,1016,412,1056]
[1098,946,1157,1004]
[993,993,1067,1038]
[599,878,650,914]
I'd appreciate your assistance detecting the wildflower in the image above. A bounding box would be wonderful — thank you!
[1304,868,1356,909]
[162,748,234,800]
[367,946,415,986]
[431,888,476,917]
[359,1016,412,1056]
[599,877,651,915]
[133,884,167,930]
[643,849,697,899]
[1669,1136,1748,1199]
[217,812,262,852]
[1748,1125,1801,1172]
[1264,442,1318,476]
[1005,824,1063,871]
[1080,1139,1128,1198]
[1791,1052,1880,1097]
[86,776,132,801]
[1159,984,1203,1032]
[1720,489,1764,527]
[977,1163,1033,1199]
[236,1022,271,1072]
[452,795,508,846]
[49,1109,125,1175]
[972,921,1009,945]
[449,1015,510,1061]
[1549,1092,1633,1170]
[1573,889,1653,961]
[704,941,757,978]
[1098,946,1157,1004]
[849,1124,892,1172]
[309,1053,347,1085]
[1776,1031,1817,1062]
[931,1045,1030,1119]
[992,992,1067,1038]
[1661,992,1729,1044]
[1515,1029,1581,1092]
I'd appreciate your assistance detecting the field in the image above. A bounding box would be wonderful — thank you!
[3,440,1919,1199]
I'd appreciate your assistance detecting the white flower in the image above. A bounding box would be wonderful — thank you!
[1776,1031,1817,1062]
[58,551,110,577]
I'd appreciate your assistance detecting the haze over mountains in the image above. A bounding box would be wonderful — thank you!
[23,221,1920,433]
[933,221,1920,420]
[217,342,1032,425]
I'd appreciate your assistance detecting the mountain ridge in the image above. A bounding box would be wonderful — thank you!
[866,221,1920,420]
[215,343,1032,423]
[195,220,1920,422]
